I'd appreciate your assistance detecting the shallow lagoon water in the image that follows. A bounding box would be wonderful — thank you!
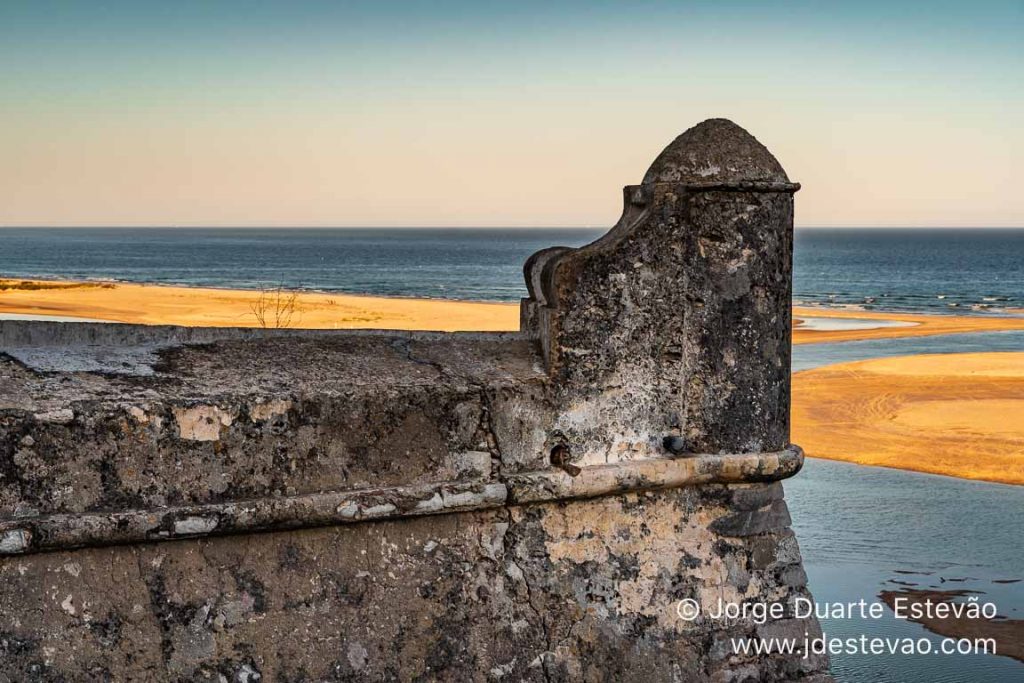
[790,337,1024,681]
[788,459,1024,682]
[793,330,1024,372]
[796,317,917,332]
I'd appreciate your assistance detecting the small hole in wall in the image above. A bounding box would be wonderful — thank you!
[550,443,581,477]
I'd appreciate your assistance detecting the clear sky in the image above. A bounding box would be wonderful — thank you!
[2,1,1021,228]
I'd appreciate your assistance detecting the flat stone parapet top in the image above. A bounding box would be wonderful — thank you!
[0,329,541,411]
[0,331,553,523]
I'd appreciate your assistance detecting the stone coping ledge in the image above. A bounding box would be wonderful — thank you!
[0,446,802,556]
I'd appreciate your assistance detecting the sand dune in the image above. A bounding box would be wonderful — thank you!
[793,352,1024,485]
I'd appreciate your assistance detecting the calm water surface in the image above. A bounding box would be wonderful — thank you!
[788,459,1024,682]
[793,331,1024,371]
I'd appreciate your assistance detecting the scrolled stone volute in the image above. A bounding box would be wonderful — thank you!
[521,118,800,463]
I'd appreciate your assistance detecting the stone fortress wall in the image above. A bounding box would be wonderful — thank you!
[0,120,831,682]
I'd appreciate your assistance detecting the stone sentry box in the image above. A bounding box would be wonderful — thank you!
[0,120,831,682]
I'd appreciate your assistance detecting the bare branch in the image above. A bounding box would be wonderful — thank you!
[249,283,300,328]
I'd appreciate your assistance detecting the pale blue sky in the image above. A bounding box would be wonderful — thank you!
[2,1,1022,227]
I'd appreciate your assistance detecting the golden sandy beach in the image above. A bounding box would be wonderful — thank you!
[0,279,518,331]
[793,352,1024,485]
[4,278,1024,342]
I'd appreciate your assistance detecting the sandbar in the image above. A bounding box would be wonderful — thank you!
[879,588,1023,663]
[792,352,1024,485]
[792,307,1024,345]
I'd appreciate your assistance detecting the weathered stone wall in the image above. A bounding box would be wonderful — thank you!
[0,119,831,682]
[0,484,821,682]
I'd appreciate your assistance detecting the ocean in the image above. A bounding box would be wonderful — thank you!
[1,228,1023,313]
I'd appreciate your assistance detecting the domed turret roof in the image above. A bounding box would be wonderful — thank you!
[642,119,789,185]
